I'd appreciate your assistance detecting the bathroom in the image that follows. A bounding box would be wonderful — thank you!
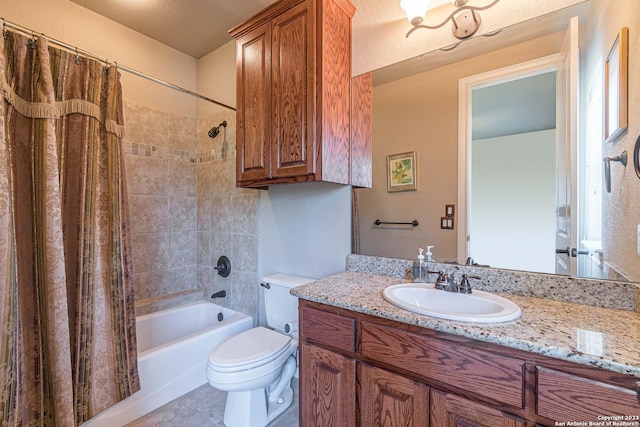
[1,0,638,425]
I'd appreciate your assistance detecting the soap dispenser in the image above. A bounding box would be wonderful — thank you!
[413,248,427,282]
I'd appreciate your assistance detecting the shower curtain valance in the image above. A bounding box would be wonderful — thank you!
[1,33,125,137]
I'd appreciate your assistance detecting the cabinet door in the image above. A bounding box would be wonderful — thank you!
[350,72,372,188]
[300,343,356,427]
[271,1,315,179]
[430,389,526,427]
[360,363,430,427]
[236,22,271,183]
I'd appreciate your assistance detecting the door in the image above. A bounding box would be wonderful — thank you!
[236,22,271,183]
[554,16,580,275]
[271,1,315,179]
[360,363,430,426]
[300,343,356,427]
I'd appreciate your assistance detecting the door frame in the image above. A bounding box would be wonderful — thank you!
[457,54,560,263]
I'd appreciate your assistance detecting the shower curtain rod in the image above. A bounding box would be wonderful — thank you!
[1,18,236,111]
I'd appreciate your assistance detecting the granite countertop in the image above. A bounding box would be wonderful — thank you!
[291,271,640,378]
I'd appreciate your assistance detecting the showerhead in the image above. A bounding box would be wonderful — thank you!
[208,120,227,138]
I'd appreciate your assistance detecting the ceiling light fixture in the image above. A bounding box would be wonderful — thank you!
[401,0,500,39]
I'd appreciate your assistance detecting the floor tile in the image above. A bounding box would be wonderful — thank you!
[126,383,298,427]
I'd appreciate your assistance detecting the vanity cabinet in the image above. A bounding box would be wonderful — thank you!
[230,0,362,188]
[299,299,640,426]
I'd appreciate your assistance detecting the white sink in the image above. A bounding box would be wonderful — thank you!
[383,283,521,323]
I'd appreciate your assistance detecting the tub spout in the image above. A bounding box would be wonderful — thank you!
[211,290,226,299]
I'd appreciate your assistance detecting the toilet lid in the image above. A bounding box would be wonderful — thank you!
[209,327,292,370]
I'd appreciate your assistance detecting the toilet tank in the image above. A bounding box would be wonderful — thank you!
[262,273,315,333]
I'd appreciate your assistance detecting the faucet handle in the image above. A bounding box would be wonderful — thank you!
[458,274,478,294]
[435,272,447,290]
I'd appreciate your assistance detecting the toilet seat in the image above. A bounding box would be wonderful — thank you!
[208,327,292,372]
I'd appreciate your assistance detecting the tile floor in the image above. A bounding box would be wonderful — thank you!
[125,383,299,427]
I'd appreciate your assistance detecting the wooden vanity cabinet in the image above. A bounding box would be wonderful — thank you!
[299,299,640,427]
[230,0,362,188]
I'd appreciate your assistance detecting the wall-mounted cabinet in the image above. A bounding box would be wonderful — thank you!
[230,0,371,189]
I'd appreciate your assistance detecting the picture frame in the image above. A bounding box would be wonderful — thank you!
[387,151,417,192]
[604,27,628,143]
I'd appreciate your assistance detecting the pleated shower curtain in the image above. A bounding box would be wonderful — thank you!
[0,31,139,425]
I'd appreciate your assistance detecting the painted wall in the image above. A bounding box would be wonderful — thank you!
[259,182,352,280]
[358,32,564,262]
[586,0,640,281]
[471,130,556,273]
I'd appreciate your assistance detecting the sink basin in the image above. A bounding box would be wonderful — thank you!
[383,283,521,323]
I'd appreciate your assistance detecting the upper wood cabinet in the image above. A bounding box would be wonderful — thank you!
[230,0,370,188]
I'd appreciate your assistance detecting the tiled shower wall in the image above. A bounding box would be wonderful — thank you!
[123,101,260,322]
[124,102,200,314]
[197,112,261,324]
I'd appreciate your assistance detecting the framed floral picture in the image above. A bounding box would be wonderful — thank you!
[387,151,417,192]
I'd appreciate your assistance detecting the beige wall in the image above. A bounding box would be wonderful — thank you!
[197,41,237,115]
[587,0,640,281]
[359,32,565,262]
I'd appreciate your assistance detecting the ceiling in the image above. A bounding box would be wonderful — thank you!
[69,0,451,59]
[70,0,280,58]
[472,72,556,140]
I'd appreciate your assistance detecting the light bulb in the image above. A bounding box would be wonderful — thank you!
[400,0,432,26]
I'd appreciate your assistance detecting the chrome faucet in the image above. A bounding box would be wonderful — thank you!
[435,273,478,293]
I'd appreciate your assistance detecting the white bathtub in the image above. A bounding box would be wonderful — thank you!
[82,301,253,427]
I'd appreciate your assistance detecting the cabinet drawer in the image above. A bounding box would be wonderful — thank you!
[361,321,525,408]
[301,306,355,353]
[537,367,640,422]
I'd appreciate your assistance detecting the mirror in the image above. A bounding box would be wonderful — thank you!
[355,1,638,282]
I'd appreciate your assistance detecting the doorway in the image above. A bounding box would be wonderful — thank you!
[470,72,557,272]
[457,54,563,273]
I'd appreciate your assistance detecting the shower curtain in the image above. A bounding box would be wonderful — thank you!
[0,31,139,425]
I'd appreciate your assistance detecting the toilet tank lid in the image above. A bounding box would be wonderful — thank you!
[261,273,316,289]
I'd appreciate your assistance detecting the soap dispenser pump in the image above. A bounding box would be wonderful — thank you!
[413,248,427,282]
[425,246,434,262]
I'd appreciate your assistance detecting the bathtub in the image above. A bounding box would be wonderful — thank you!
[81,301,253,427]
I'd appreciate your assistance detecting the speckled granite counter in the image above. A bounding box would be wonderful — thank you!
[291,271,640,378]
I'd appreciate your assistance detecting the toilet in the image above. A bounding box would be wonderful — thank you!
[206,273,314,427]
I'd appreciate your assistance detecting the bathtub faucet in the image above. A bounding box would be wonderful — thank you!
[211,290,227,299]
